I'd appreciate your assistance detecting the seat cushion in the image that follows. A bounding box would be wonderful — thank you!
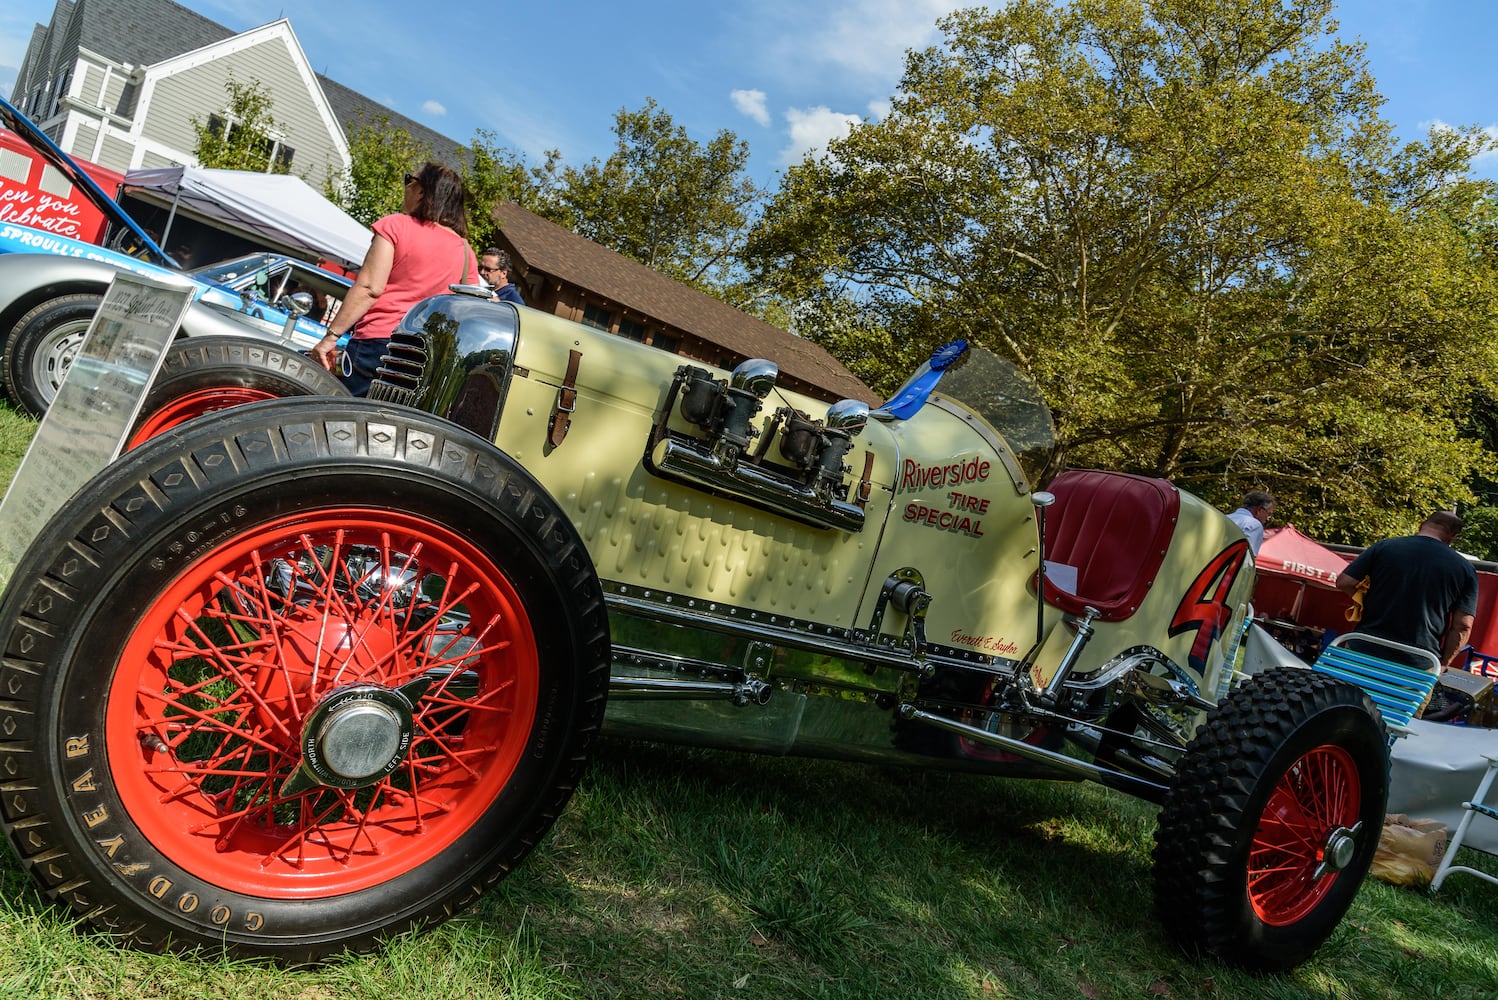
[1042,469,1181,621]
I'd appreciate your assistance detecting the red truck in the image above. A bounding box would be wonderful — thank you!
[0,127,125,243]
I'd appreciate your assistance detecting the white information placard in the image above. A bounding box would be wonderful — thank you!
[0,271,194,589]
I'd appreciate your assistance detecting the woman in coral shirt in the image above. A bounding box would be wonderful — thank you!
[312,161,479,395]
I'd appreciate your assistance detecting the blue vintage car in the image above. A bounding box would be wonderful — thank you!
[0,97,351,415]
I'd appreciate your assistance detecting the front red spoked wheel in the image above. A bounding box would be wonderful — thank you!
[1247,744,1361,925]
[0,399,609,960]
[109,509,540,896]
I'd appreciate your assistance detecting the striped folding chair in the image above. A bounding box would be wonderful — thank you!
[1313,633,1441,739]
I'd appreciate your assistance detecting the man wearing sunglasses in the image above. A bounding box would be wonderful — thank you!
[479,248,525,305]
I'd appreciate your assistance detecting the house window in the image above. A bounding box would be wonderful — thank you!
[206,113,295,172]
[617,317,645,342]
[651,333,680,355]
[581,304,613,331]
[48,71,70,117]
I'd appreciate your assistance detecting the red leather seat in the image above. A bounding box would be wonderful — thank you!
[1041,469,1180,622]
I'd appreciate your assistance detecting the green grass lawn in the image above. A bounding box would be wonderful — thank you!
[1,398,1497,999]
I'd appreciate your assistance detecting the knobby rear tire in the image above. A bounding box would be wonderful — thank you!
[1151,667,1389,972]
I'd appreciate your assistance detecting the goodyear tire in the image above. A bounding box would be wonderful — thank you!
[0,397,610,962]
[1,292,100,416]
[127,335,349,448]
[1151,667,1388,972]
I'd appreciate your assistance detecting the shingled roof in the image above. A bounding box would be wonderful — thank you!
[74,0,230,66]
[317,74,467,170]
[494,202,877,404]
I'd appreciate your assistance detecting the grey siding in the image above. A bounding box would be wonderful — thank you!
[73,120,100,154]
[97,132,136,170]
[145,40,344,177]
[138,148,177,169]
[74,58,127,114]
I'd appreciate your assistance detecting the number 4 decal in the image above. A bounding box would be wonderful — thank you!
[1169,540,1251,673]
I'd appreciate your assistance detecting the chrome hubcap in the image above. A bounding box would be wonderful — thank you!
[279,677,431,796]
[1315,821,1363,878]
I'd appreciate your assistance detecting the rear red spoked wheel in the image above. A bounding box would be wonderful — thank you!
[127,386,278,448]
[1247,744,1361,926]
[109,509,539,896]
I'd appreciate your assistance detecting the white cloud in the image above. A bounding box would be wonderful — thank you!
[422,99,447,116]
[779,105,861,166]
[1480,126,1498,167]
[731,88,770,127]
[761,0,963,85]
[818,0,963,78]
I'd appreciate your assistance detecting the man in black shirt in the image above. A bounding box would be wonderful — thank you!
[1335,511,1478,669]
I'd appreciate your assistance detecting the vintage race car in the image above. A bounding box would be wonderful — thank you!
[0,97,352,415]
[0,289,1389,972]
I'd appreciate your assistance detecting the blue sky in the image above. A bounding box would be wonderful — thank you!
[1,1,1495,188]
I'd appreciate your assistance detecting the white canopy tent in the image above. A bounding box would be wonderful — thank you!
[122,165,373,268]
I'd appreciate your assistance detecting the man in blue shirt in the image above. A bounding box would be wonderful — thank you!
[1226,490,1274,555]
[480,248,525,305]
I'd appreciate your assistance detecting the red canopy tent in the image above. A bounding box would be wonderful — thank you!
[1252,525,1498,662]
[1251,525,1356,638]
[1257,525,1351,588]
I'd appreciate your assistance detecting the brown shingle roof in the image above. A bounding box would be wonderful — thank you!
[493,202,877,404]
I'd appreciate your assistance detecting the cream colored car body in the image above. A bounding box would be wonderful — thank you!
[376,293,1255,777]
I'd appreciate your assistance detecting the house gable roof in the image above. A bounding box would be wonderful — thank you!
[12,0,463,168]
[494,202,877,404]
[76,0,232,68]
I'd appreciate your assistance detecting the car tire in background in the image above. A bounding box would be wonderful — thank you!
[1,291,101,416]
[127,334,349,448]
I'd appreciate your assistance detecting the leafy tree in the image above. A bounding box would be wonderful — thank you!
[746,0,1498,541]
[326,114,432,228]
[1457,506,1498,563]
[192,78,290,173]
[463,130,559,251]
[554,98,760,294]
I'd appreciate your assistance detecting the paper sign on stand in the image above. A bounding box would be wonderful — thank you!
[0,271,194,588]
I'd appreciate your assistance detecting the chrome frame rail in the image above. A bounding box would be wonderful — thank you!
[898,705,1171,804]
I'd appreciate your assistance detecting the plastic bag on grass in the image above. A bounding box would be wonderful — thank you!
[1370,813,1449,887]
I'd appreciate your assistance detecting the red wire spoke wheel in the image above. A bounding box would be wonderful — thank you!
[0,399,609,961]
[1153,668,1388,972]
[109,510,540,895]
[128,335,348,449]
[1247,743,1361,926]
[127,385,280,447]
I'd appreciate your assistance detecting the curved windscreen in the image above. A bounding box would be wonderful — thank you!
[933,346,1057,489]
